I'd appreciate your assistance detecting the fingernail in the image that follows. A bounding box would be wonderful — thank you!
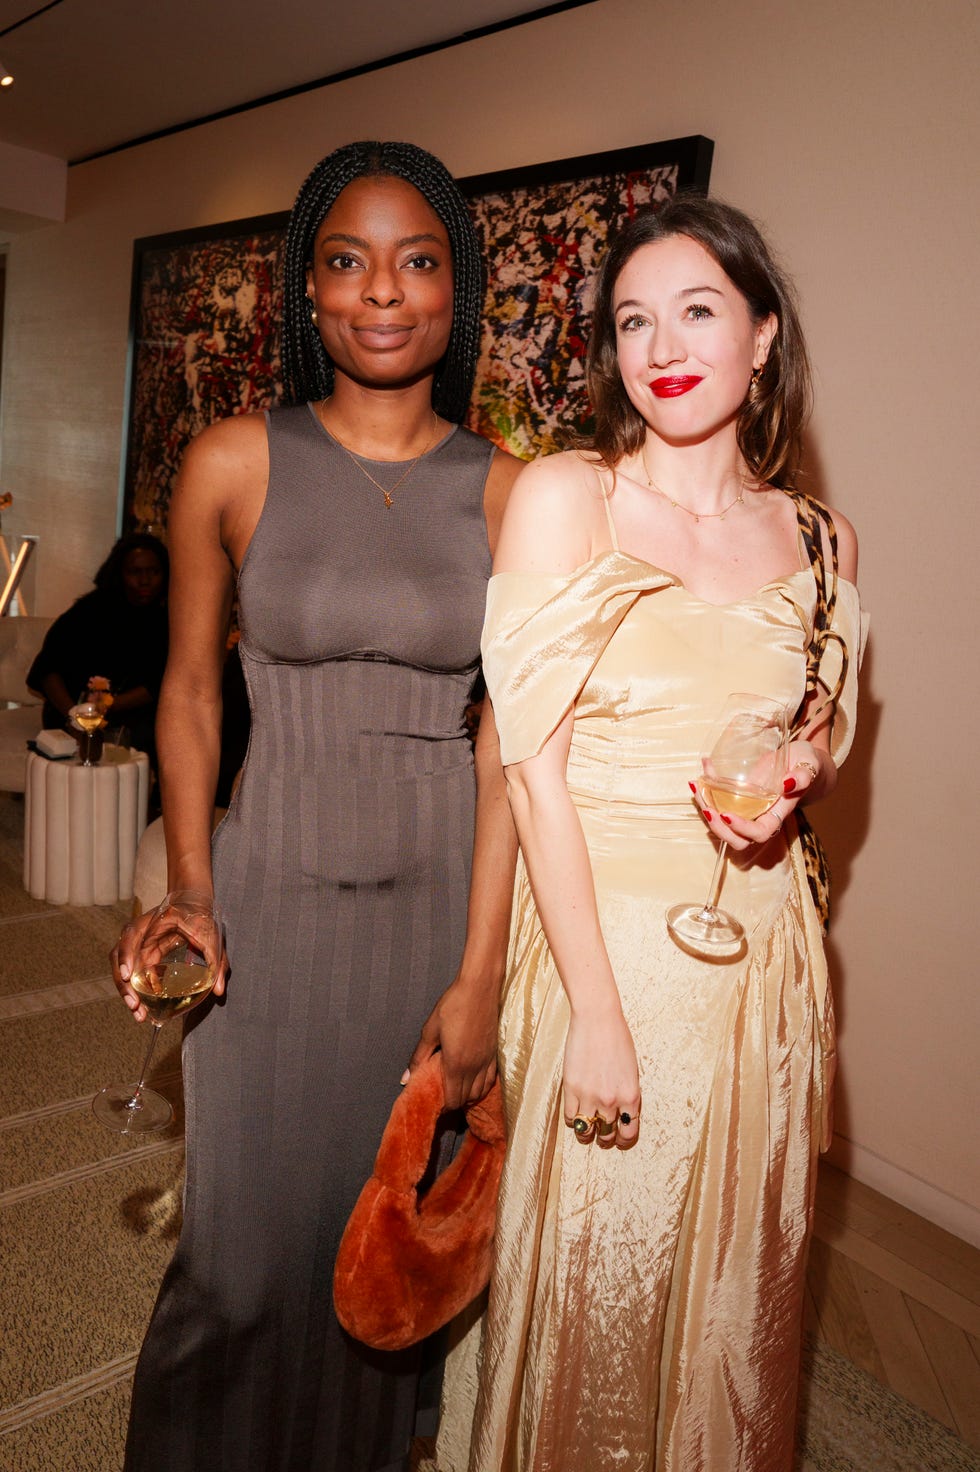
[125,994,138,1010]
[721,814,733,825]
[688,782,697,794]
[399,1069,410,1086]
[119,963,130,981]
[702,809,713,822]
[783,777,797,794]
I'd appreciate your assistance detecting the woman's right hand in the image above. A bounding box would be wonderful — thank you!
[110,896,228,1024]
[562,1005,641,1148]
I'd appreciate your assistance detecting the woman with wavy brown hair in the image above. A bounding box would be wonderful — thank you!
[433,195,865,1471]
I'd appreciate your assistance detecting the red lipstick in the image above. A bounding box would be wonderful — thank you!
[650,376,703,398]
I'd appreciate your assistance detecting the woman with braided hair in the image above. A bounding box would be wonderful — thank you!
[113,141,520,1471]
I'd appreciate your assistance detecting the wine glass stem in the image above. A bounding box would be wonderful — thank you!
[127,1022,164,1109]
[700,843,729,917]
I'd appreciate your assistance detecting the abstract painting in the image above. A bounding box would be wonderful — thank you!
[459,136,713,457]
[123,213,287,531]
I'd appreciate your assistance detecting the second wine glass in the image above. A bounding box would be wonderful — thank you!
[71,682,113,765]
[93,890,222,1134]
[667,693,789,957]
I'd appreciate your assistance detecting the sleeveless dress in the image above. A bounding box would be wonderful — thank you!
[124,404,495,1472]
[432,492,865,1472]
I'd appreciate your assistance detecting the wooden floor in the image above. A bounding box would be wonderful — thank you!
[806,1161,980,1450]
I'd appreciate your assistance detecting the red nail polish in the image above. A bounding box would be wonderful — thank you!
[702,809,713,822]
[688,782,697,794]
[721,814,733,825]
[783,777,797,794]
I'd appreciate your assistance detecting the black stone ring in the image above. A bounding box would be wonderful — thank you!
[619,1112,632,1126]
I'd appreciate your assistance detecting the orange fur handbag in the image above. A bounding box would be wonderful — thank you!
[333,1054,507,1351]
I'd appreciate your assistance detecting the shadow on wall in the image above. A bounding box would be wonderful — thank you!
[800,429,881,1172]
[819,639,882,1171]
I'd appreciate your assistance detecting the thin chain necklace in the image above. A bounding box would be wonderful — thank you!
[319,400,440,508]
[639,448,746,524]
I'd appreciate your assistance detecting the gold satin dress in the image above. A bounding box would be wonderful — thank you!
[433,539,864,1472]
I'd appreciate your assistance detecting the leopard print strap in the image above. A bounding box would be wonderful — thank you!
[788,491,849,739]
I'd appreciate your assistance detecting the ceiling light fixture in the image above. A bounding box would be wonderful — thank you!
[0,0,72,87]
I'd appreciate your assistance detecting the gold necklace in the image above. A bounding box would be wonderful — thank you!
[319,402,440,508]
[639,449,745,524]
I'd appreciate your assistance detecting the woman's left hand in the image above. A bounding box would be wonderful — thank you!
[691,739,828,852]
[404,972,500,1110]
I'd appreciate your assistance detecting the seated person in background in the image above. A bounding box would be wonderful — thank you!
[28,533,169,760]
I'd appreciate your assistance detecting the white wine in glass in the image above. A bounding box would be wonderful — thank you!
[667,694,789,957]
[72,705,106,734]
[70,685,113,765]
[93,891,222,1134]
[698,780,778,822]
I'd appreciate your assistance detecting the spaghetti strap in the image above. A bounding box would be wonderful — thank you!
[595,464,621,552]
[795,523,808,571]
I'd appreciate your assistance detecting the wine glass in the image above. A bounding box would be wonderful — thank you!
[667,693,789,957]
[92,890,222,1134]
[70,683,113,765]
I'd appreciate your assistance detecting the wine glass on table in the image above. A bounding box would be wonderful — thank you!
[667,693,789,957]
[93,890,222,1134]
[70,681,113,765]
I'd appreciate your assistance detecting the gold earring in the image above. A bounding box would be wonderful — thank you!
[748,363,765,402]
[308,299,318,325]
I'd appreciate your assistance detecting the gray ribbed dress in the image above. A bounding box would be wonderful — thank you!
[124,404,495,1472]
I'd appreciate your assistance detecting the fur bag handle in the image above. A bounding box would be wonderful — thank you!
[372,1054,505,1191]
[334,1055,507,1349]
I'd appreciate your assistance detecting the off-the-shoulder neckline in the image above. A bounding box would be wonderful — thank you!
[489,549,859,612]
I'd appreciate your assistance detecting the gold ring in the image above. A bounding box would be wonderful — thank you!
[796,760,819,782]
[572,1114,593,1137]
[594,1114,616,1137]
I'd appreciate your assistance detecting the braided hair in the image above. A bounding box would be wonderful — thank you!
[282,141,483,423]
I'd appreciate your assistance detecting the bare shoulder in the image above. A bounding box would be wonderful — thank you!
[807,494,859,583]
[829,506,859,582]
[511,449,607,510]
[493,451,607,575]
[172,411,270,563]
[178,411,269,492]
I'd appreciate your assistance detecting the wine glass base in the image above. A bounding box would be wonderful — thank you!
[92,1083,173,1134]
[666,902,745,959]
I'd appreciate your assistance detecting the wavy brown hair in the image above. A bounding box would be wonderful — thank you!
[585,194,812,486]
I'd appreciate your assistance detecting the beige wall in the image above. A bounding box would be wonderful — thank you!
[2,0,977,1240]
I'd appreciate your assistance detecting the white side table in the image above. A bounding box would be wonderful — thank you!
[24,748,150,905]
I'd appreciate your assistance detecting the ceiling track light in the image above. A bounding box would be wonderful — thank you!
[0,59,12,87]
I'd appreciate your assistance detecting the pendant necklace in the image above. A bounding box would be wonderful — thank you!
[319,401,440,508]
[639,448,746,524]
